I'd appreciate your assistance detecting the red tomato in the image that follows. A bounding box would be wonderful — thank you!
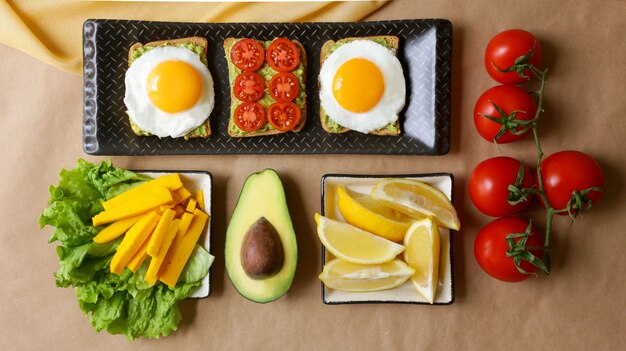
[268,72,300,102]
[266,38,300,72]
[474,217,543,282]
[474,85,537,143]
[470,157,534,217]
[267,102,301,132]
[234,102,266,132]
[231,39,265,72]
[233,72,265,102]
[537,150,604,214]
[484,29,542,85]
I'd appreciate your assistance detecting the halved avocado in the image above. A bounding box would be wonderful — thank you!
[225,169,297,303]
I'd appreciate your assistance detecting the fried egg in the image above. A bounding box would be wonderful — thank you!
[124,46,215,138]
[319,40,405,134]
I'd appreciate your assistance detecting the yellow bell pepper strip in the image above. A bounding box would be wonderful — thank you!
[195,190,204,211]
[109,211,160,274]
[172,205,185,218]
[92,187,172,226]
[185,197,197,213]
[102,174,183,210]
[144,219,180,285]
[92,214,142,243]
[159,209,209,287]
[172,187,192,206]
[146,208,176,257]
[175,212,194,244]
[126,233,152,273]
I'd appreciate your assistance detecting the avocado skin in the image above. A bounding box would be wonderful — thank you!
[225,169,298,303]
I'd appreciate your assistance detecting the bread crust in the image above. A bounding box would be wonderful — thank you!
[128,37,208,66]
[319,36,402,136]
[127,36,211,138]
[224,38,307,138]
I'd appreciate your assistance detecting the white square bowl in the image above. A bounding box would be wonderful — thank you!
[321,173,455,305]
[140,170,212,299]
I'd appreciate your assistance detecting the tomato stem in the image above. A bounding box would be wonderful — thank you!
[502,48,596,277]
[524,65,557,273]
[528,66,553,272]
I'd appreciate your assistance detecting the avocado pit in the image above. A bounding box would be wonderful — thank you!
[241,217,284,279]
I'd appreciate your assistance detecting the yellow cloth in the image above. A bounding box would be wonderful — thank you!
[0,1,386,75]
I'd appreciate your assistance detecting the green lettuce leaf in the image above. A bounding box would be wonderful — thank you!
[39,159,211,340]
[180,245,214,284]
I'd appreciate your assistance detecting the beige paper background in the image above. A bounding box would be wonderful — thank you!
[1,0,625,349]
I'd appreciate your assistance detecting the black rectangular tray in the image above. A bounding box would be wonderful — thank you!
[83,19,452,155]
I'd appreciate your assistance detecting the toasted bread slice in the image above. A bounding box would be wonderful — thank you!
[127,36,212,138]
[224,38,307,138]
[319,36,401,136]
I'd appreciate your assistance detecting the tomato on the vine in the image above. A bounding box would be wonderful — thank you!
[537,150,604,214]
[474,85,537,143]
[474,217,543,282]
[485,29,542,85]
[470,156,534,217]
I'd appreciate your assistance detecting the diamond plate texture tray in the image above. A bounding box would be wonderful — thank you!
[83,19,452,155]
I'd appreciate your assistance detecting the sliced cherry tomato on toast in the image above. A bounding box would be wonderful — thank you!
[234,72,265,102]
[231,39,265,72]
[268,72,300,102]
[234,102,266,132]
[267,102,301,132]
[266,38,300,72]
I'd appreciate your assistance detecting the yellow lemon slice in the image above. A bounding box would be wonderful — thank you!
[337,185,414,243]
[404,217,440,304]
[315,214,405,264]
[320,258,415,292]
[371,179,460,230]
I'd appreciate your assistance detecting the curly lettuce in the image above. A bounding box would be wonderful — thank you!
[39,159,212,340]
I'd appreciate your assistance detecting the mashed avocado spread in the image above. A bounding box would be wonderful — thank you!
[321,38,400,134]
[129,42,207,139]
[226,39,307,136]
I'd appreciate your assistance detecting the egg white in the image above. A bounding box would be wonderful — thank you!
[124,46,215,138]
[319,40,406,134]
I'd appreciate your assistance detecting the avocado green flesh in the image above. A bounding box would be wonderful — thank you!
[321,38,400,134]
[225,169,298,303]
[129,43,207,139]
[226,39,307,136]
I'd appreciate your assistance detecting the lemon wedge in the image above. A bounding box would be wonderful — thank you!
[320,258,415,292]
[404,217,440,304]
[315,214,405,264]
[371,179,460,230]
[337,185,414,242]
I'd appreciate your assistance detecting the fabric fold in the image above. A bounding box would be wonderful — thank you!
[0,0,386,75]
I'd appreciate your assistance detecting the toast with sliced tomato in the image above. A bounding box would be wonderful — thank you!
[224,38,307,137]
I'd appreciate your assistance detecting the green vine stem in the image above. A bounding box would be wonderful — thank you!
[528,65,554,273]
[497,52,600,275]
[488,44,555,275]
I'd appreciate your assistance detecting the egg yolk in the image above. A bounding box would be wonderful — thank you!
[147,60,202,113]
[332,58,384,113]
